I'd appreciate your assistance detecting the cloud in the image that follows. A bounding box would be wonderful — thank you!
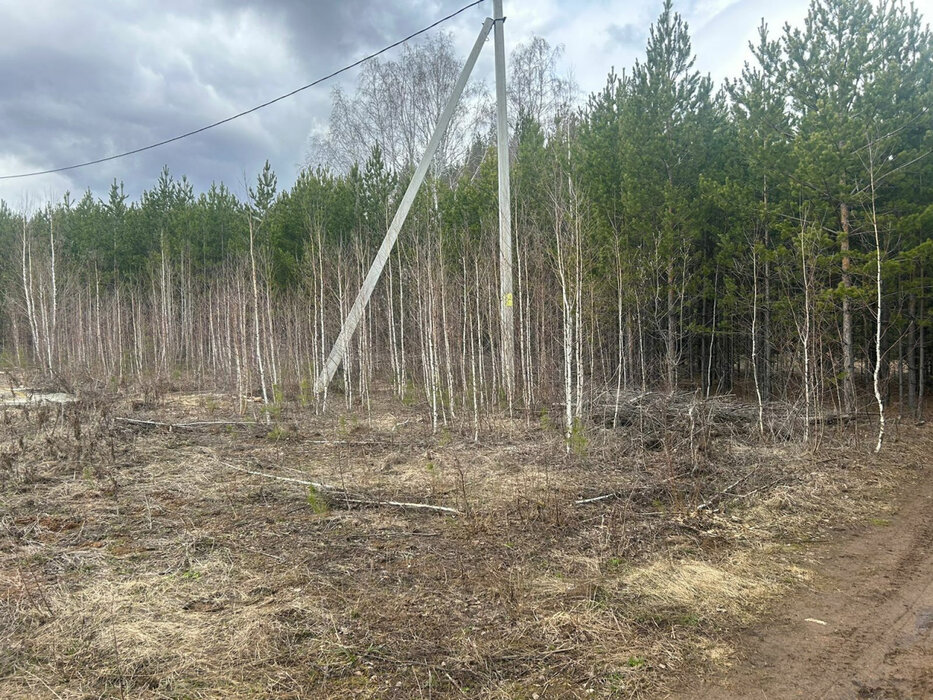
[0,155,74,212]
[0,0,456,204]
[691,0,810,81]
[1,0,931,206]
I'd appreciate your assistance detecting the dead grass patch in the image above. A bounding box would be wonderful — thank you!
[623,557,773,624]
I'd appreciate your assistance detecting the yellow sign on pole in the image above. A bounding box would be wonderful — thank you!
[505,292,513,307]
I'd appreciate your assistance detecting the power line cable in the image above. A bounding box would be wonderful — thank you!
[0,0,488,181]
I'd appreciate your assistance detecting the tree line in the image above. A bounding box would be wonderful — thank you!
[1,0,930,440]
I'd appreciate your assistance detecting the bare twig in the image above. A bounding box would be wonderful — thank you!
[574,476,678,506]
[695,465,763,512]
[733,478,787,500]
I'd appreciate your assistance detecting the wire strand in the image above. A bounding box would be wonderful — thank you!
[0,0,488,181]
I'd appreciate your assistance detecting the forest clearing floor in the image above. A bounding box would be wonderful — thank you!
[0,384,930,698]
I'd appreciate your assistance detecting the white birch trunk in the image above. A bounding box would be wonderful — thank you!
[248,218,269,406]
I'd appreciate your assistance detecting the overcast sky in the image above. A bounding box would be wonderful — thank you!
[1,0,930,208]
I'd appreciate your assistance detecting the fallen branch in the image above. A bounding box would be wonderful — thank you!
[574,476,678,506]
[220,461,460,515]
[574,492,620,506]
[302,439,400,447]
[116,417,188,429]
[116,417,257,430]
[495,646,576,661]
[117,418,403,446]
[695,465,761,512]
[732,477,787,500]
[341,498,460,515]
[222,462,339,492]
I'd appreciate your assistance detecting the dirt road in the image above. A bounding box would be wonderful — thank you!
[673,460,933,699]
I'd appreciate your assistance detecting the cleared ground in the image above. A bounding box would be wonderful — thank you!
[0,386,927,698]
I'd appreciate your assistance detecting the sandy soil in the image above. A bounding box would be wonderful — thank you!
[671,427,933,699]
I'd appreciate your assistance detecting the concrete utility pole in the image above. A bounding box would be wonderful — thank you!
[493,0,515,404]
[313,16,495,394]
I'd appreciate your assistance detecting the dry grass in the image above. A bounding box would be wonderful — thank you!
[625,558,768,621]
[0,386,926,698]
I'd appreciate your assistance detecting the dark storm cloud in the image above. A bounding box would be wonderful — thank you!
[9,0,906,206]
[228,0,441,64]
[0,0,487,205]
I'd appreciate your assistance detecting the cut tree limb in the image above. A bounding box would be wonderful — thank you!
[220,461,460,515]
[117,417,405,446]
[574,492,622,506]
[116,417,257,430]
[222,462,339,491]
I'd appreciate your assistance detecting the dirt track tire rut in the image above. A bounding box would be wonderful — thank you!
[673,464,933,699]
